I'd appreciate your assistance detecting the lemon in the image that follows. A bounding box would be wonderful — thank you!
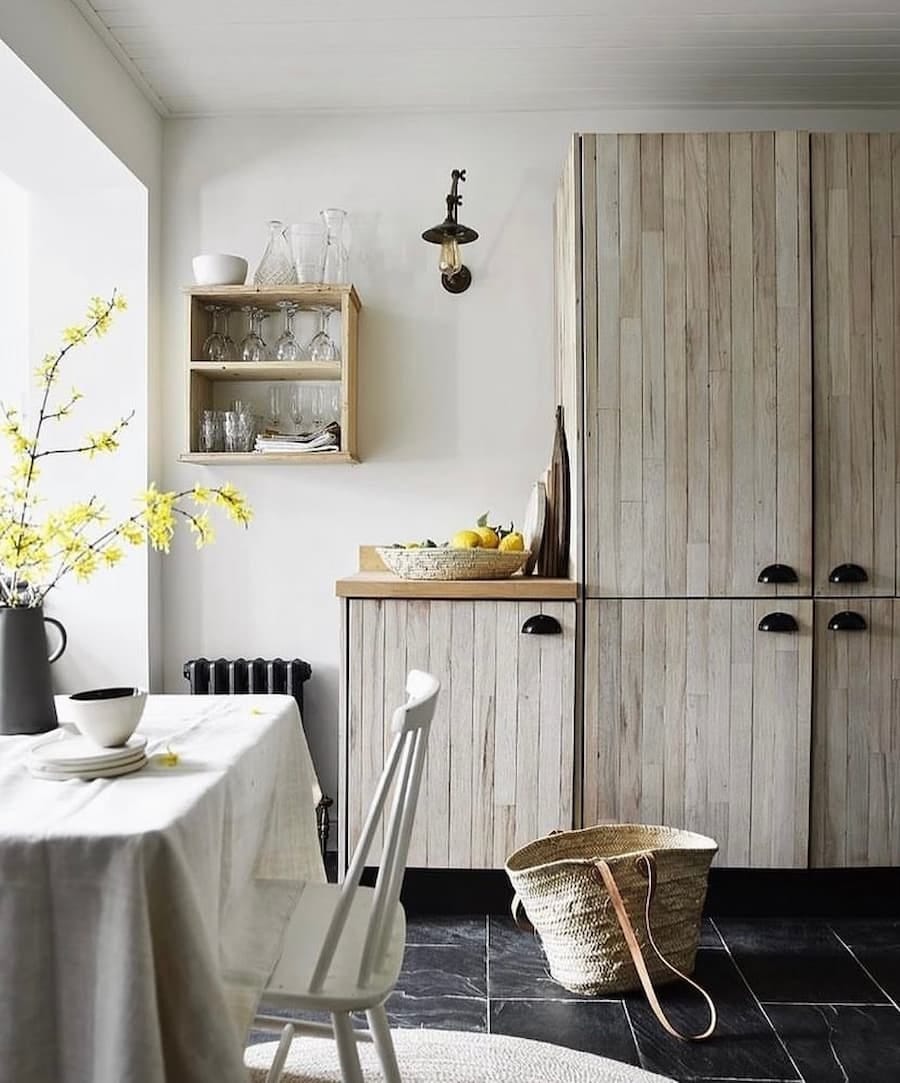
[451,530,482,549]
[474,526,500,549]
[499,532,524,552]
[405,541,422,549]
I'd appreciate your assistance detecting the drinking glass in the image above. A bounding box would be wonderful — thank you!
[289,384,305,432]
[202,305,231,362]
[311,384,325,429]
[221,308,237,360]
[236,410,256,451]
[290,222,326,283]
[307,307,340,364]
[320,208,349,283]
[239,307,268,362]
[254,220,297,286]
[199,409,223,452]
[326,382,341,424]
[268,385,282,428]
[274,301,303,361]
[224,410,240,452]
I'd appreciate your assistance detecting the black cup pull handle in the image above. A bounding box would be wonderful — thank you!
[757,612,799,633]
[757,563,798,585]
[828,563,868,584]
[827,611,868,632]
[521,614,562,636]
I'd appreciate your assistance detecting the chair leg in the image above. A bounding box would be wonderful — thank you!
[264,1022,295,1083]
[332,1012,365,1083]
[365,1003,402,1083]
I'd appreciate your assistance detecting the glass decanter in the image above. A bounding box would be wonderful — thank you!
[253,220,298,286]
[320,208,349,284]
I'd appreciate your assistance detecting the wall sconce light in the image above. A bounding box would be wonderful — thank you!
[422,168,478,294]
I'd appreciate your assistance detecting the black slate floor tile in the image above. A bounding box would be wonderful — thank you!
[405,914,486,947]
[716,918,887,1005]
[767,1003,900,1083]
[830,919,900,1004]
[384,990,487,1032]
[490,998,641,1066]
[626,949,799,1081]
[399,942,486,997]
[700,919,725,949]
[488,916,595,999]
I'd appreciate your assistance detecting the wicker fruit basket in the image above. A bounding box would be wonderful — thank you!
[377,546,529,581]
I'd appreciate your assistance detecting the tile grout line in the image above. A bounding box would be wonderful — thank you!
[829,928,900,1013]
[621,998,648,1071]
[485,915,491,1034]
[710,919,805,1083]
[759,1000,895,1008]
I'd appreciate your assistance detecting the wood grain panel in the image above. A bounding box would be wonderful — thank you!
[811,600,900,867]
[554,136,582,583]
[584,598,812,867]
[584,132,811,597]
[812,132,898,595]
[344,600,575,870]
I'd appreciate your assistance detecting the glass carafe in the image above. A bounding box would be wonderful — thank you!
[254,220,298,286]
[320,208,349,284]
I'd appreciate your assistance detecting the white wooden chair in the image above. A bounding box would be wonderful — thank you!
[250,669,441,1083]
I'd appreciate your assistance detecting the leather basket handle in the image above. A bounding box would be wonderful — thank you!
[594,854,717,1042]
[510,893,534,933]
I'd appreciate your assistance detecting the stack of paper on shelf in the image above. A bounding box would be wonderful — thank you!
[255,422,340,454]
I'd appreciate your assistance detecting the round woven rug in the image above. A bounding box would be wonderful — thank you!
[244,1028,673,1082]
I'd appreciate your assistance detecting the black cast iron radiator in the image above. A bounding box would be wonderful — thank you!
[183,656,332,856]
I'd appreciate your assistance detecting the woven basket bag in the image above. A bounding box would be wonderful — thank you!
[506,824,718,1041]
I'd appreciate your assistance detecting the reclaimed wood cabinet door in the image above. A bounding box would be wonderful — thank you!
[341,599,575,870]
[811,133,900,596]
[583,598,813,867]
[581,132,812,598]
[811,600,900,867]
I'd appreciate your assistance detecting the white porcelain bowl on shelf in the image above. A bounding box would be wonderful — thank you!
[191,253,248,286]
[66,687,147,747]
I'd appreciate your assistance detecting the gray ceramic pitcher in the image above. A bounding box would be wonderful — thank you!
[0,606,67,735]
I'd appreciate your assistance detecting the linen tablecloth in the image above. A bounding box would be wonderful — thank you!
[0,694,325,1083]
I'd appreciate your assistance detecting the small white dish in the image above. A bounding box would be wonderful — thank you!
[65,687,147,748]
[29,753,148,782]
[192,253,248,286]
[31,731,147,769]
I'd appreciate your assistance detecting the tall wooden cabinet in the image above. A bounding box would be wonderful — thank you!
[580,132,811,599]
[559,130,900,868]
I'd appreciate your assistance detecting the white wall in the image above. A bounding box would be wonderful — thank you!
[0,31,154,689]
[0,0,165,687]
[160,106,900,815]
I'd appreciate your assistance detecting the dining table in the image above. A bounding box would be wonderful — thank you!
[0,693,325,1083]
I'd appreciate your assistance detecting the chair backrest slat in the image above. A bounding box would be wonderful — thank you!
[308,669,439,995]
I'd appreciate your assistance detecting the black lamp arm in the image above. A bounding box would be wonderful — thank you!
[445,169,467,221]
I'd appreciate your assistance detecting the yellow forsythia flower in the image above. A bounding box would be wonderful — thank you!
[63,326,87,345]
[102,545,123,567]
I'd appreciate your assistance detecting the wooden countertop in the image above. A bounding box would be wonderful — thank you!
[335,572,578,600]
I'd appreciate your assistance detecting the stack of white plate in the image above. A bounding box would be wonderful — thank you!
[28,730,148,781]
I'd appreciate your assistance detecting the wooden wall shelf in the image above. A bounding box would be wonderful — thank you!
[183,284,360,465]
[180,451,358,465]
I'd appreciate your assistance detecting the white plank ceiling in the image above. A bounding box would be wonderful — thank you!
[76,0,900,115]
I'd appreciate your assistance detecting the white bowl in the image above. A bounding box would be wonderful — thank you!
[66,687,147,747]
[191,253,248,286]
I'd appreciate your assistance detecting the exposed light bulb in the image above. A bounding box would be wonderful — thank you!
[439,237,462,274]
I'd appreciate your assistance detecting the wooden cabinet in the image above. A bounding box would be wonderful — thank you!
[181,284,360,465]
[583,599,812,868]
[811,133,900,595]
[811,600,900,867]
[578,132,812,598]
[340,597,576,871]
